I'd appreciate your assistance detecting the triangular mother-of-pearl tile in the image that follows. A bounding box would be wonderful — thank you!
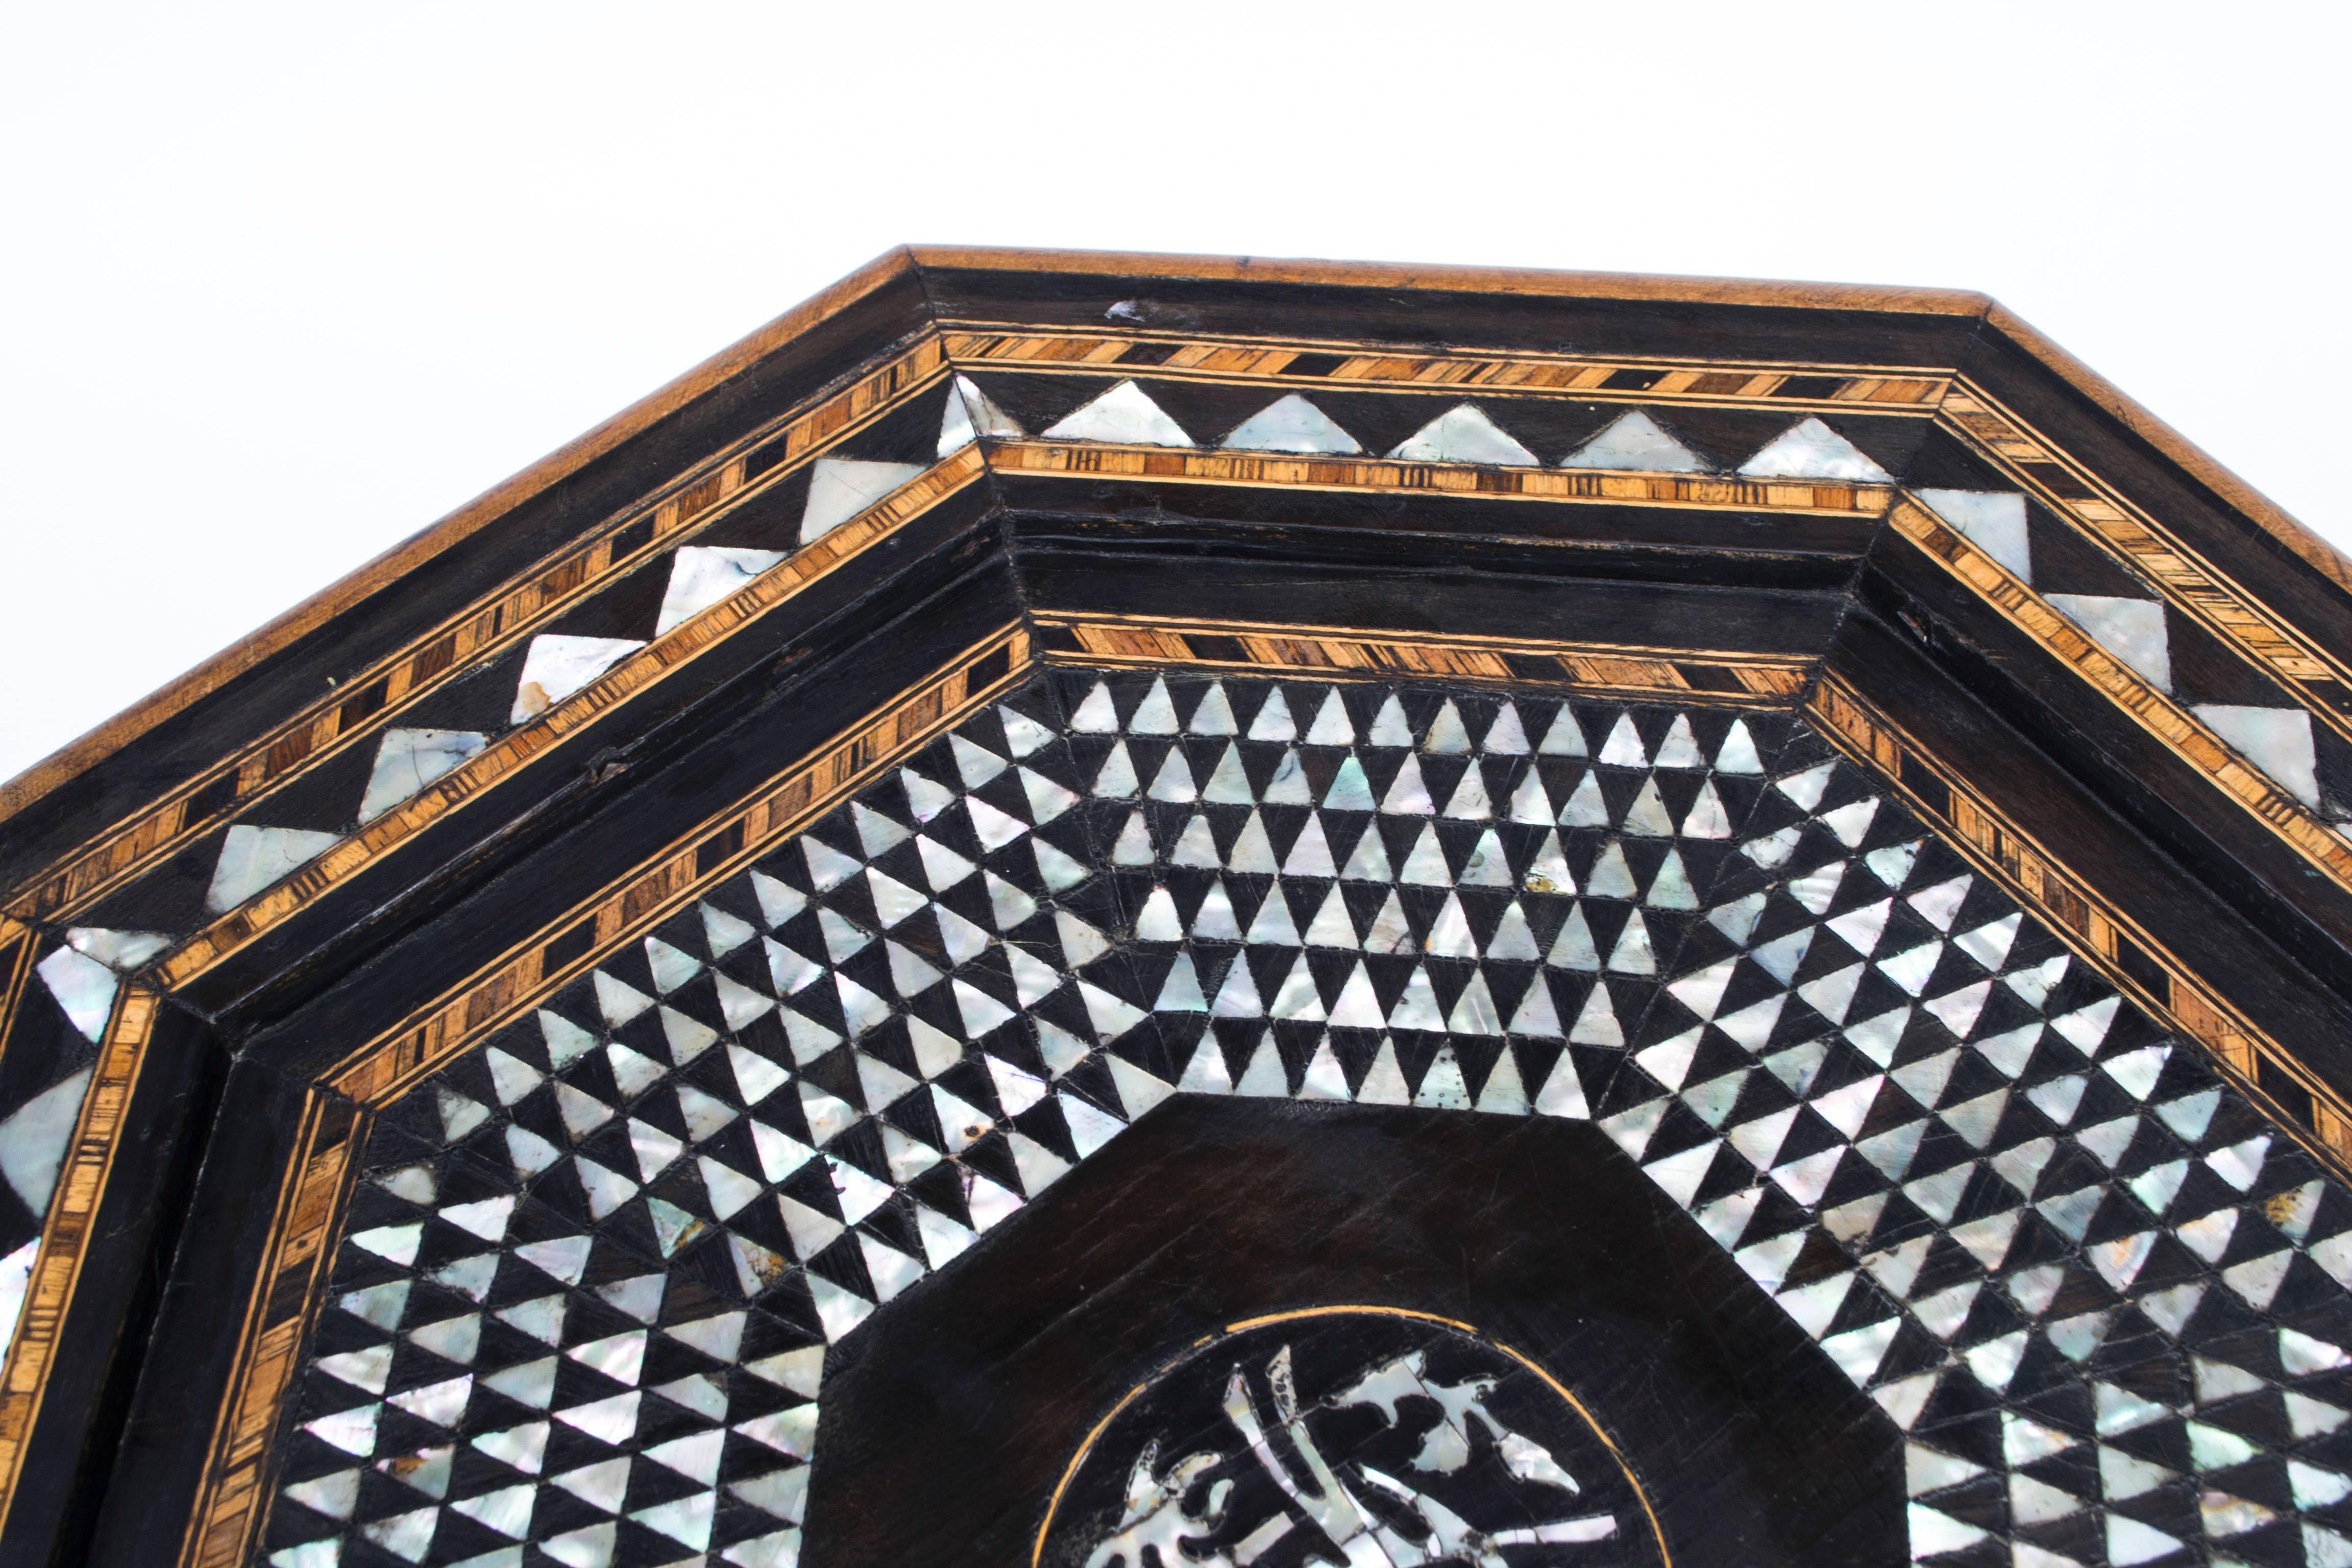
[1561,410,1707,473]
[2045,594,2172,693]
[2194,704,2320,808]
[655,547,787,635]
[1738,416,1893,483]
[0,1066,93,1213]
[800,457,924,544]
[936,374,1024,458]
[1917,489,2032,583]
[1041,381,1193,447]
[206,823,342,914]
[359,728,488,824]
[63,927,173,972]
[1219,394,1362,455]
[1384,403,1538,466]
[512,634,646,724]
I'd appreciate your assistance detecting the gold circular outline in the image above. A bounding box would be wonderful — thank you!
[1031,1304,1672,1568]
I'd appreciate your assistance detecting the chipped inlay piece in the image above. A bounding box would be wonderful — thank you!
[357,730,489,826]
[1035,613,1811,706]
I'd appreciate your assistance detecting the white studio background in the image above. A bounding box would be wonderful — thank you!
[1,2,2346,787]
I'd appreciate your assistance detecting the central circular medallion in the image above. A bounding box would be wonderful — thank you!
[1036,1308,1668,1567]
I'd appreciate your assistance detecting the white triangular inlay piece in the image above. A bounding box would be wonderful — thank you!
[2046,594,2171,692]
[1221,394,1362,454]
[0,1068,92,1215]
[1737,416,1892,482]
[1561,410,1706,473]
[511,635,645,724]
[35,947,118,1042]
[2194,704,2320,808]
[801,457,924,544]
[1385,403,1537,466]
[1041,381,1193,447]
[359,728,488,824]
[206,824,342,914]
[63,928,173,973]
[937,374,1023,457]
[1917,489,2032,583]
[655,546,787,635]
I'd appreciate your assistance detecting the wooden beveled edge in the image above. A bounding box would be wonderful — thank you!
[1981,302,2352,596]
[985,443,1891,519]
[178,1091,360,1568]
[1805,670,2352,1178]
[0,246,927,831]
[907,245,1996,317]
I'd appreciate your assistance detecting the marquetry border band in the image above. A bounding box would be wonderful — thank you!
[1033,612,1812,707]
[25,331,2352,947]
[989,442,1890,518]
[939,327,1951,412]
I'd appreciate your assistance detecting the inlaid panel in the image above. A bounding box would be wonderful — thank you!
[12,249,2352,1568]
[258,672,2352,1568]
